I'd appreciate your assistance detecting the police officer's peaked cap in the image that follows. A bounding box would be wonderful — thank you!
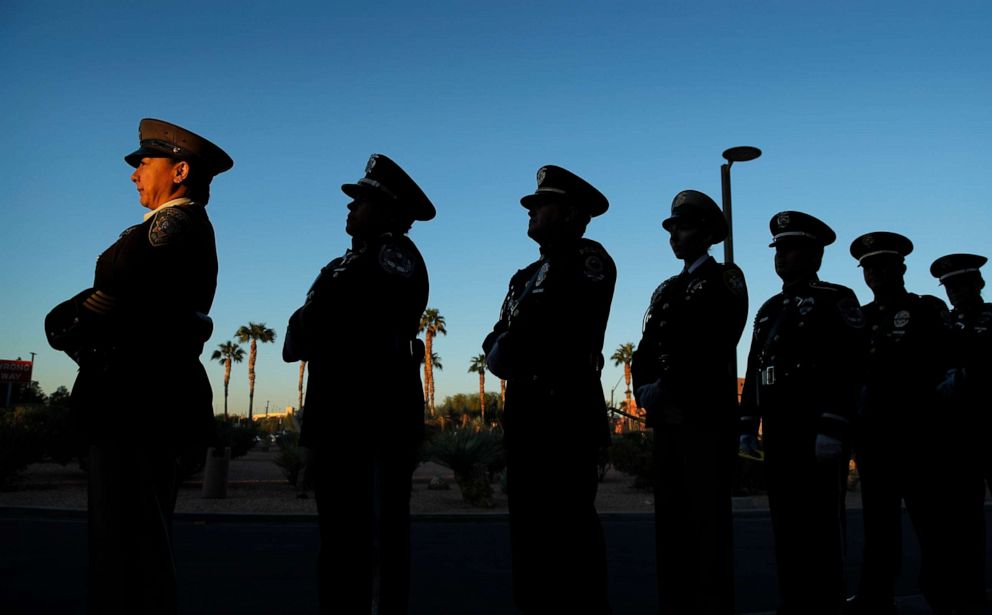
[929,253,988,284]
[125,118,233,176]
[520,165,609,217]
[341,154,436,222]
[768,211,836,247]
[662,190,728,244]
[850,232,913,265]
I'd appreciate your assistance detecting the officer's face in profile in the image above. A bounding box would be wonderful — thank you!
[944,275,984,311]
[668,220,710,262]
[774,240,821,283]
[862,256,906,296]
[131,157,188,209]
[526,198,571,245]
[346,197,403,238]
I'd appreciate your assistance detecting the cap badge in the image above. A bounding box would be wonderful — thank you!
[863,235,875,247]
[776,213,790,229]
[536,168,546,186]
[365,155,378,174]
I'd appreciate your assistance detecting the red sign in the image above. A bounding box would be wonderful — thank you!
[0,360,33,383]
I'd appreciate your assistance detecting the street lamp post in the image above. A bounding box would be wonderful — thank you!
[721,146,761,387]
[720,146,762,266]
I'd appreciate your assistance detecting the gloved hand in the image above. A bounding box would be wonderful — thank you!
[635,380,663,413]
[738,434,761,458]
[814,433,844,462]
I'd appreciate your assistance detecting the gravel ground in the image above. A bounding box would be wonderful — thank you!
[0,449,808,515]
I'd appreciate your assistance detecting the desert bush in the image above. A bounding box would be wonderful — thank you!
[426,428,503,506]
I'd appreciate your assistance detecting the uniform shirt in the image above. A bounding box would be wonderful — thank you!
[632,256,747,429]
[285,232,428,448]
[483,237,616,445]
[740,275,867,441]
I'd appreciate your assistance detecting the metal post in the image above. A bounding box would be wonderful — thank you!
[721,162,734,266]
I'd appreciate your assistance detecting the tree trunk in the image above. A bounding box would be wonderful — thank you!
[248,339,257,422]
[298,361,306,412]
[424,332,434,416]
[500,379,506,405]
[624,361,634,429]
[223,358,231,418]
[479,372,486,424]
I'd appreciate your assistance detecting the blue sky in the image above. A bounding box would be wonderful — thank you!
[2,1,990,415]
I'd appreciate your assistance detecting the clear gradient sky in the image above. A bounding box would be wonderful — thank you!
[2,1,990,415]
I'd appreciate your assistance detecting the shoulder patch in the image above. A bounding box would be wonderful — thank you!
[837,296,865,329]
[148,207,190,247]
[378,243,415,277]
[723,268,747,297]
[577,244,613,282]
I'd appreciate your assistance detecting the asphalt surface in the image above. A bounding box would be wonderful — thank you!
[2,507,990,614]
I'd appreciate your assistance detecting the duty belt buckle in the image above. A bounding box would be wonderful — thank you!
[761,366,776,386]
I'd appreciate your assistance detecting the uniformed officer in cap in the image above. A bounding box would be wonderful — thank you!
[45,118,232,614]
[631,189,747,613]
[739,211,867,615]
[483,164,615,613]
[844,232,954,614]
[283,153,433,614]
[930,253,992,614]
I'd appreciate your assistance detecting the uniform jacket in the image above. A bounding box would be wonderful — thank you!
[632,256,748,430]
[483,237,616,448]
[740,275,868,442]
[46,203,217,444]
[860,292,951,428]
[947,301,992,422]
[284,232,427,450]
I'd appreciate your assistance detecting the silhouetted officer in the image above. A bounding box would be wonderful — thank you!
[483,165,615,614]
[283,154,433,614]
[931,253,992,614]
[45,118,232,614]
[632,189,747,614]
[845,232,953,614]
[739,211,867,615]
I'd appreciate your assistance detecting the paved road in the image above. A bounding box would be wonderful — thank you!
[2,508,990,614]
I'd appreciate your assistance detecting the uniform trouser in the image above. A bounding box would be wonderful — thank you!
[855,440,947,608]
[313,444,417,615]
[653,424,736,614]
[942,428,990,614]
[764,431,847,615]
[87,444,179,615]
[505,434,610,614]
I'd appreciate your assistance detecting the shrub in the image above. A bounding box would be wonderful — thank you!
[214,417,258,459]
[0,408,44,490]
[609,431,654,489]
[426,428,504,507]
[273,431,304,486]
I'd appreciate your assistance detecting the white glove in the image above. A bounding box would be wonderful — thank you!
[814,434,844,462]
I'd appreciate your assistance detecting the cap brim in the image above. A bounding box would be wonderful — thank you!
[124,146,178,168]
[341,183,436,222]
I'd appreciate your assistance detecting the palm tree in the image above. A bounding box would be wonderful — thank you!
[611,343,636,428]
[468,354,487,424]
[297,360,306,414]
[429,352,443,419]
[235,322,277,422]
[210,341,245,418]
[418,308,446,416]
